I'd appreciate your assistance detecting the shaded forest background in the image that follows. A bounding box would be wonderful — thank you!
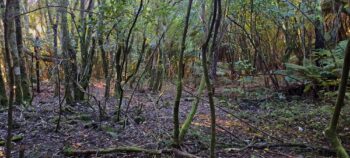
[0,0,350,157]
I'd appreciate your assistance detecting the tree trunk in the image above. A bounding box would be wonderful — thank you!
[179,76,205,143]
[14,0,31,103]
[4,0,17,157]
[115,0,143,121]
[0,61,7,106]
[0,0,7,107]
[97,0,110,99]
[75,0,95,101]
[114,44,123,121]
[126,34,146,86]
[115,63,123,121]
[152,47,163,92]
[34,36,40,93]
[5,0,23,105]
[325,39,350,158]
[201,0,219,157]
[60,0,74,105]
[210,0,222,81]
[173,0,193,146]
[46,0,60,96]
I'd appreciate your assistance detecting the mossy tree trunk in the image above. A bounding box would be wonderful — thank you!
[179,76,205,143]
[4,0,17,157]
[5,0,23,105]
[324,39,350,158]
[173,0,193,147]
[14,0,31,103]
[60,0,75,105]
[200,0,220,157]
[75,0,96,101]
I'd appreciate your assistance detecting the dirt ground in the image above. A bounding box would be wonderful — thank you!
[0,79,349,157]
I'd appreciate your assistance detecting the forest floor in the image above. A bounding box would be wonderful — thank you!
[1,78,350,158]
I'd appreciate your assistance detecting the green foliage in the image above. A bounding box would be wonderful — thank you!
[0,135,24,146]
[78,114,92,122]
[235,60,255,74]
[276,40,349,93]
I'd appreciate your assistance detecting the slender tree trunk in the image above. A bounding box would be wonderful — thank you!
[34,37,40,93]
[14,0,31,103]
[97,0,110,99]
[0,0,7,107]
[115,64,123,121]
[201,0,219,157]
[115,45,123,121]
[210,2,224,80]
[126,33,146,85]
[4,0,17,157]
[55,65,62,132]
[74,0,94,101]
[173,0,193,147]
[0,61,7,106]
[179,76,205,143]
[210,0,222,82]
[7,2,23,105]
[60,0,74,104]
[325,39,350,158]
[152,47,163,92]
[115,0,143,121]
[46,0,60,96]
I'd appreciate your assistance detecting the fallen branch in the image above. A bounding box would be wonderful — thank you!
[63,147,200,158]
[63,146,160,156]
[23,47,64,62]
[225,143,350,156]
[166,149,201,158]
[168,80,287,143]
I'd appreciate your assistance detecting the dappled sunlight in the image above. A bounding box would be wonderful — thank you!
[192,114,248,132]
[1,0,349,157]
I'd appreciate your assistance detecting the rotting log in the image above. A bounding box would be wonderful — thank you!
[63,147,200,158]
[63,146,161,156]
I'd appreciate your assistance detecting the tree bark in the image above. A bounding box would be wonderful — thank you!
[5,0,23,104]
[0,61,7,106]
[201,0,219,157]
[63,147,199,158]
[115,0,143,121]
[34,36,40,93]
[179,76,205,143]
[4,0,17,157]
[46,0,60,96]
[75,0,95,101]
[210,0,222,80]
[0,0,7,107]
[60,0,75,104]
[14,0,31,103]
[325,39,350,158]
[173,0,193,147]
[97,0,110,99]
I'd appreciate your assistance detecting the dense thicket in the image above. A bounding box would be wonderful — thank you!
[0,0,350,157]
